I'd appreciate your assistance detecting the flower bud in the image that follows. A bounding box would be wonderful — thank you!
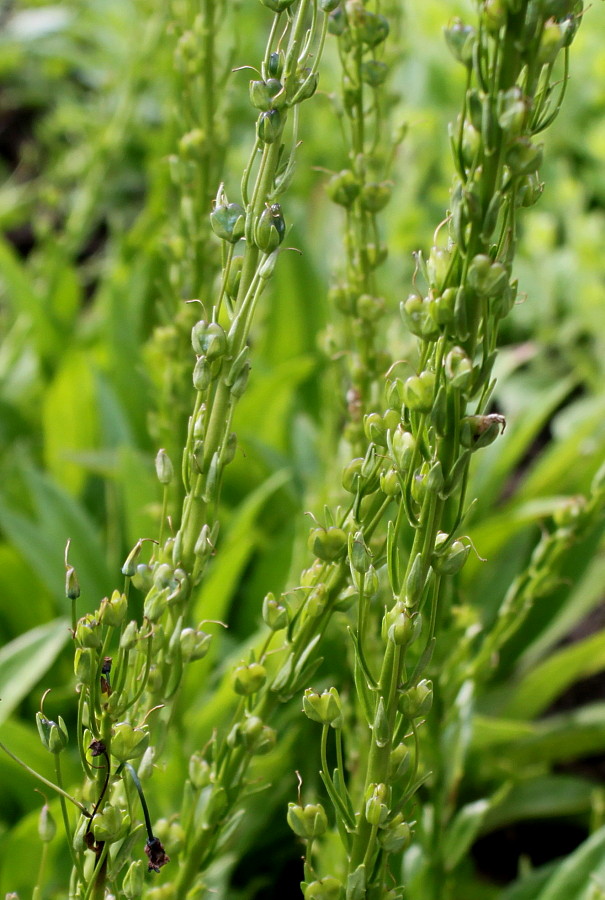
[254,203,286,252]
[444,19,476,66]
[401,292,440,341]
[262,592,289,630]
[388,427,415,472]
[389,742,411,780]
[65,565,80,601]
[265,50,284,79]
[538,19,566,65]
[460,413,506,450]
[355,9,389,47]
[287,802,328,839]
[380,467,400,497]
[120,620,139,650]
[257,108,283,143]
[111,722,149,763]
[210,201,245,244]
[506,138,544,177]
[92,804,129,843]
[74,614,101,649]
[356,292,386,322]
[428,286,457,327]
[402,371,436,413]
[249,78,285,111]
[233,662,267,696]
[122,860,145,899]
[99,590,128,628]
[289,68,319,104]
[74,647,93,683]
[304,878,345,900]
[122,540,143,578]
[326,170,359,207]
[432,532,470,575]
[482,0,507,32]
[307,526,347,562]
[361,59,388,87]
[360,181,392,212]
[303,687,343,728]
[191,321,227,360]
[131,562,153,592]
[188,752,212,789]
[240,715,276,755]
[445,346,473,390]
[180,627,212,661]
[382,602,422,646]
[378,814,412,853]
[427,245,453,292]
[365,782,390,826]
[349,531,372,574]
[305,584,328,619]
[364,412,387,447]
[468,255,509,298]
[399,678,433,718]
[38,803,56,843]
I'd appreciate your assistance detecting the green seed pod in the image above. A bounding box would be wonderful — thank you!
[388,426,415,472]
[99,590,128,628]
[302,687,343,727]
[74,647,93,682]
[304,878,345,900]
[378,814,412,853]
[468,254,509,298]
[120,620,139,650]
[427,287,457,328]
[233,662,267,696]
[328,6,346,35]
[356,292,386,322]
[121,540,143,578]
[264,50,284,79]
[360,181,392,212]
[373,696,390,748]
[427,245,453,292]
[257,107,283,143]
[538,19,566,65]
[254,203,286,252]
[411,466,428,507]
[363,412,387,447]
[497,86,527,137]
[482,0,507,32]
[444,19,476,66]
[327,170,360,207]
[445,346,473,391]
[92,804,129,843]
[305,584,328,619]
[188,752,212,790]
[249,78,284,111]
[261,0,296,10]
[240,715,276,755]
[432,533,470,575]
[287,802,328,839]
[36,712,68,755]
[180,627,212,661]
[65,565,80,601]
[131,562,153,593]
[365,782,390,826]
[406,552,426,606]
[349,531,372,574]
[191,321,227,360]
[137,745,156,781]
[383,601,422,646]
[229,360,251,398]
[356,10,389,47]
[506,138,544,177]
[380,467,401,497]
[401,292,440,341]
[319,0,340,10]
[517,172,543,208]
[74,614,101,650]
[210,202,246,244]
[192,357,212,392]
[342,457,364,493]
[290,68,319,104]
[389,742,411,781]
[38,803,56,843]
[460,413,506,450]
[460,119,481,167]
[122,860,145,899]
[262,592,289,630]
[402,371,436,413]
[399,678,433,718]
[361,59,388,87]
[226,254,244,299]
[307,526,347,562]
[111,722,149,763]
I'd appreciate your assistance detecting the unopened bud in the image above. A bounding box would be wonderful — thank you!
[287,802,328,839]
[302,687,343,728]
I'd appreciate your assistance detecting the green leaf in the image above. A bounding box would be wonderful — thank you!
[536,824,605,900]
[0,618,69,726]
[482,775,595,833]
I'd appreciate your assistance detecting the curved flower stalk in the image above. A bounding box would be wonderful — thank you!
[323,0,404,454]
[289,2,586,898]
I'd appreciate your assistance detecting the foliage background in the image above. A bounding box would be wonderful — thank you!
[0,0,605,897]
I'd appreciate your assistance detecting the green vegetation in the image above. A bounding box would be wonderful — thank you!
[0,1,604,898]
